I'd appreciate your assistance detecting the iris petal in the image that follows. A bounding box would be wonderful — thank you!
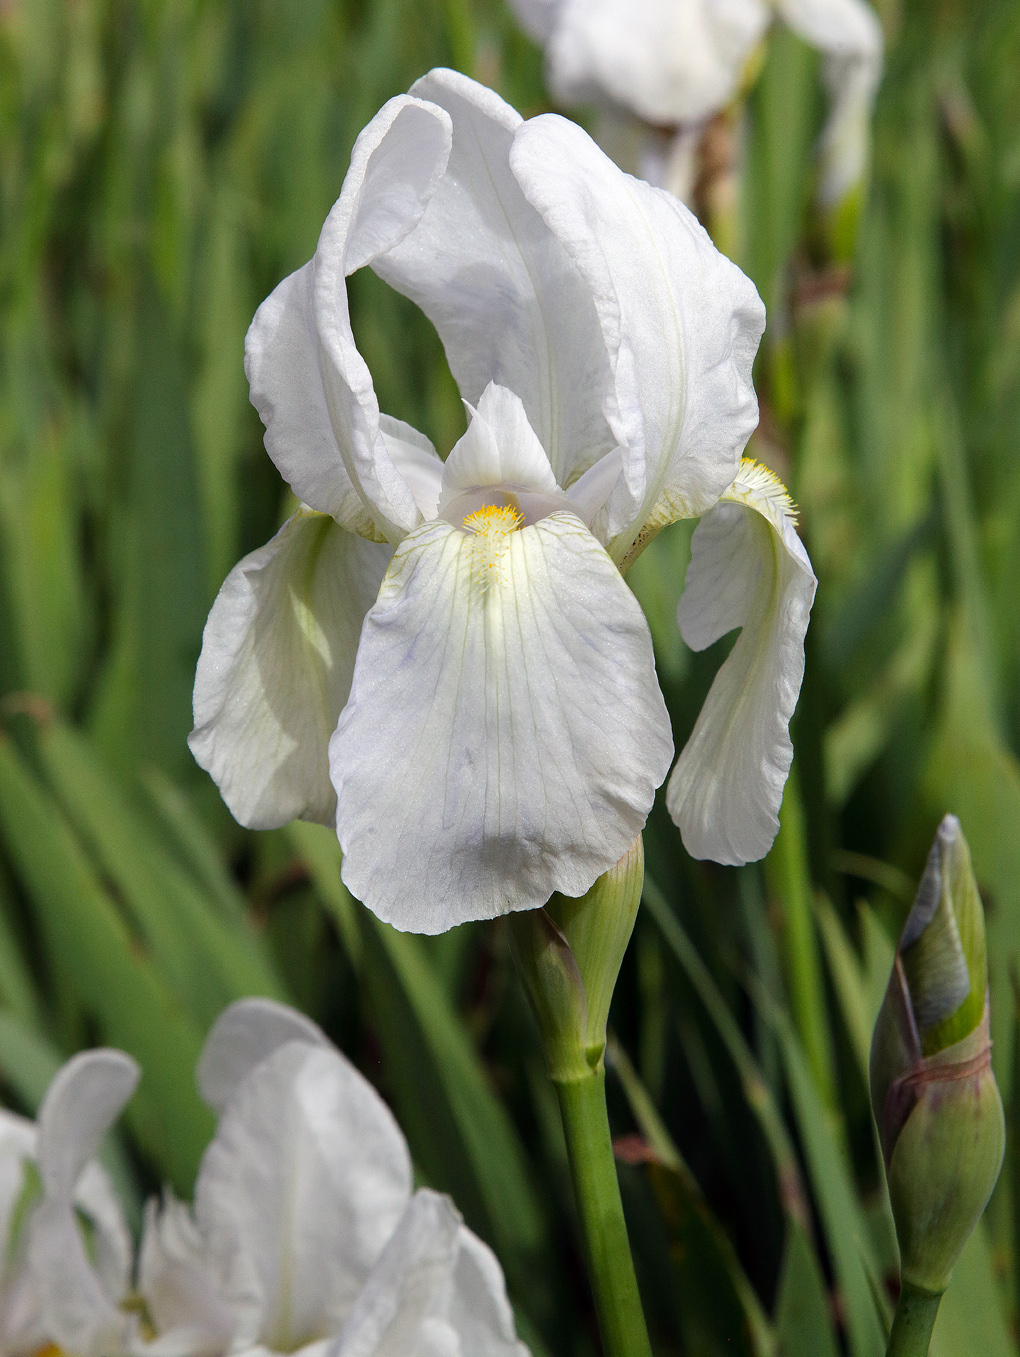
[246,95,452,542]
[31,1052,139,1357]
[373,69,617,492]
[510,114,764,559]
[667,462,816,864]
[330,512,672,931]
[189,511,391,832]
[195,1042,412,1350]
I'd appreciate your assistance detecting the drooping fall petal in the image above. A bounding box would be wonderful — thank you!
[667,461,816,864]
[330,512,673,931]
[189,510,391,831]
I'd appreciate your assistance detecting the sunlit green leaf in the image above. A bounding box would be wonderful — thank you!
[0,736,213,1191]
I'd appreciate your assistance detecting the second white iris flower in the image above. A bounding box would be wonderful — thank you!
[24,999,528,1357]
[511,0,884,209]
[189,69,816,934]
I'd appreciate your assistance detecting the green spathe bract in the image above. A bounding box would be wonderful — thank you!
[510,839,651,1357]
[870,814,1004,1309]
[511,835,644,1081]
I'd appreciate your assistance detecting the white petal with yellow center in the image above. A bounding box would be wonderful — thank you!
[329,512,673,932]
[666,460,816,864]
[462,503,525,588]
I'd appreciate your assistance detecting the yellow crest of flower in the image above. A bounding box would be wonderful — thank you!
[463,502,523,586]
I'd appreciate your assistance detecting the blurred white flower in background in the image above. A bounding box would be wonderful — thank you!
[187,998,528,1357]
[23,999,529,1357]
[189,69,815,934]
[1,1111,45,1357]
[510,0,883,209]
[27,1050,230,1357]
[1,1103,128,1357]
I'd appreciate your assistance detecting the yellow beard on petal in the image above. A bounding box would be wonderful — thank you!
[722,458,798,535]
[463,502,523,588]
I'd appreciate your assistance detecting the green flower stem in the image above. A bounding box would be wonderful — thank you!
[886,1280,944,1357]
[555,1067,652,1357]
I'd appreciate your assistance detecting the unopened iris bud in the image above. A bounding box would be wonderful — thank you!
[510,837,644,1082]
[870,815,1004,1296]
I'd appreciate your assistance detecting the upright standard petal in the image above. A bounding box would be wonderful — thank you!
[1,1112,44,1357]
[545,0,769,127]
[246,95,451,542]
[196,997,331,1115]
[666,461,816,865]
[314,96,453,540]
[36,1051,138,1207]
[189,510,391,832]
[776,0,883,205]
[510,114,765,560]
[330,512,673,932]
[195,1041,412,1352]
[31,1051,139,1357]
[373,69,617,490]
[245,263,381,540]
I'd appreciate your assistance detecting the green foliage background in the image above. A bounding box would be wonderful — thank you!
[0,0,1018,1352]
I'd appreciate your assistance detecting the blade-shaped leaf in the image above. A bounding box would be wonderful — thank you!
[34,718,287,1026]
[930,1223,1017,1357]
[642,875,810,1227]
[774,1222,840,1357]
[752,983,887,1357]
[0,736,213,1191]
[610,1037,774,1357]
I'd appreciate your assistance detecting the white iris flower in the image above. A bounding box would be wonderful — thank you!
[510,0,883,208]
[189,69,815,934]
[189,998,529,1357]
[25,1001,529,1357]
